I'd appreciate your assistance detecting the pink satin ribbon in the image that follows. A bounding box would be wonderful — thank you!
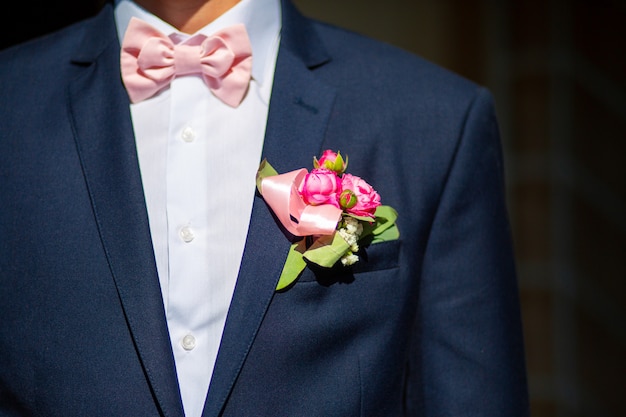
[120,17,252,107]
[261,169,343,237]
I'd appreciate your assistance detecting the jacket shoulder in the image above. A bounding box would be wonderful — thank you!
[0,4,116,86]
[309,20,482,101]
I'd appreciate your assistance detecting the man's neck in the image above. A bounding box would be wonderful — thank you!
[133,0,241,33]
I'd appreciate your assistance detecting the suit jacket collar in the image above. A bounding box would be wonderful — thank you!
[68,2,336,416]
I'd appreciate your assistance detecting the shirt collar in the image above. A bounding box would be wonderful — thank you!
[114,0,281,86]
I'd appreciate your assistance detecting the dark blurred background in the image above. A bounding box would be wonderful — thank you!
[2,1,624,416]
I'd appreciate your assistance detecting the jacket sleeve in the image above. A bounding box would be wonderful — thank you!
[406,88,530,416]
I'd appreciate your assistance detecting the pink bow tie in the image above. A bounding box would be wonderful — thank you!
[120,17,252,107]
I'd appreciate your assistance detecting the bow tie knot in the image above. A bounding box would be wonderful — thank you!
[121,17,253,107]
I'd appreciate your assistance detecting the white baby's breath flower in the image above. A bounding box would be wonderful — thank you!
[341,253,359,266]
[338,228,358,247]
[337,215,364,266]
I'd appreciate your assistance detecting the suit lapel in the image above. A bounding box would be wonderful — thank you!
[202,2,336,416]
[67,5,184,417]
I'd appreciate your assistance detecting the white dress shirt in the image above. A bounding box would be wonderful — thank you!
[114,1,281,416]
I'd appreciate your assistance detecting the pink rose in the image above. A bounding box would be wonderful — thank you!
[341,173,381,218]
[299,168,342,207]
[313,150,347,175]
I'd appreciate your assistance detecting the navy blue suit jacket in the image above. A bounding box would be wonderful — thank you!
[0,1,528,416]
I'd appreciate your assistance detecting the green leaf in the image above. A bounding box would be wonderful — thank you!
[346,212,376,223]
[360,205,399,240]
[333,152,346,174]
[256,159,278,194]
[371,205,398,235]
[370,223,400,243]
[340,152,348,172]
[302,233,350,268]
[276,240,308,291]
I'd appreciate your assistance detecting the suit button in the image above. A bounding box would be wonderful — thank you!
[181,334,196,351]
[180,226,195,243]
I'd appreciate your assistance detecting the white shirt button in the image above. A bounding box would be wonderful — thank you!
[180,226,195,243]
[181,334,196,351]
[181,126,196,143]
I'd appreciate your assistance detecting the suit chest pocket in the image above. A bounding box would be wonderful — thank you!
[295,238,402,286]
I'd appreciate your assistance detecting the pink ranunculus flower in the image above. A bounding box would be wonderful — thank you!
[341,173,381,218]
[299,168,342,207]
[313,150,348,175]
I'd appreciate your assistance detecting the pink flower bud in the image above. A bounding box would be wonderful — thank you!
[299,168,342,207]
[341,173,381,218]
[313,150,348,175]
[339,189,358,209]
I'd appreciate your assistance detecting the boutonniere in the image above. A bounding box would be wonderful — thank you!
[256,150,399,290]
